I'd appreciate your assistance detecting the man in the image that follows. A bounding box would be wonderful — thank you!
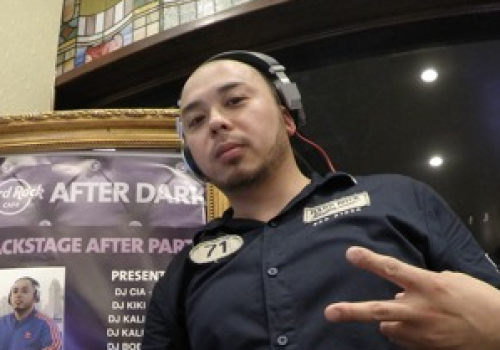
[142,51,500,349]
[0,277,62,350]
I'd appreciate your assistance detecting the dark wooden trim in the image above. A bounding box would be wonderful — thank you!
[55,0,500,109]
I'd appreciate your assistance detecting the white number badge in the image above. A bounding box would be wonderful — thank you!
[189,235,244,264]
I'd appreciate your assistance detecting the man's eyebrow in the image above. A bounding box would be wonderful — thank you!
[217,81,244,94]
[180,81,245,116]
[180,100,202,117]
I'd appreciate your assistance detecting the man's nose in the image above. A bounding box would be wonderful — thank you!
[208,109,230,134]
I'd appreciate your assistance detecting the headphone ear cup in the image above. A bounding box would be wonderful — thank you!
[34,289,40,303]
[176,117,205,181]
[274,80,306,127]
[182,145,205,180]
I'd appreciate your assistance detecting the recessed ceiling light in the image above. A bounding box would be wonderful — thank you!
[421,68,438,83]
[429,155,444,167]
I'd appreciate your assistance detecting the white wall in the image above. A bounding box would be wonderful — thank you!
[0,0,63,115]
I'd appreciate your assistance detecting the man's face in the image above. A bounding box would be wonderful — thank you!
[10,279,36,312]
[179,60,294,191]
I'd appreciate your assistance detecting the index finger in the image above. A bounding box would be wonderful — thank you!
[346,246,432,291]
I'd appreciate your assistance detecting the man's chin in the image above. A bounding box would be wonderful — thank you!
[210,168,266,193]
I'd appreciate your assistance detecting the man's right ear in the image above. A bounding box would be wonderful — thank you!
[281,106,297,137]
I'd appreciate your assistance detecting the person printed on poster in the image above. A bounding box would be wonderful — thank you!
[0,277,62,350]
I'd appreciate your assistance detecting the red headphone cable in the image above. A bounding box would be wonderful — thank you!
[294,131,335,172]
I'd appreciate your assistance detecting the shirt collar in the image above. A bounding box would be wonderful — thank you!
[199,172,357,237]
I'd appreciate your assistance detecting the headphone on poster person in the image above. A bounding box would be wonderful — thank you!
[8,276,41,305]
[176,50,334,180]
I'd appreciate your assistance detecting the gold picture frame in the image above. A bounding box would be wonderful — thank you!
[0,108,229,220]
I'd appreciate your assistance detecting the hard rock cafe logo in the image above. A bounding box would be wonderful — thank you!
[0,179,44,215]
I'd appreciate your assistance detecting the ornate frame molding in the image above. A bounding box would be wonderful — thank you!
[0,109,228,220]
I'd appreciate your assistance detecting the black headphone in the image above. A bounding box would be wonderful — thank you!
[8,276,41,305]
[178,50,306,180]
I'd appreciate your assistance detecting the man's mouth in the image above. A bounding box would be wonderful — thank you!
[215,142,243,161]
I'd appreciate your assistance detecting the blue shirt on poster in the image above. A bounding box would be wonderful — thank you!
[0,309,62,350]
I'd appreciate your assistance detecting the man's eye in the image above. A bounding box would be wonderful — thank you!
[226,96,245,106]
[188,115,205,129]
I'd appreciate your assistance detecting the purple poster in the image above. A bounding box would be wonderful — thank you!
[0,151,205,350]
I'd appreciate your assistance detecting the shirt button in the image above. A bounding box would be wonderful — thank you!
[277,335,288,346]
[269,220,278,227]
[267,267,278,276]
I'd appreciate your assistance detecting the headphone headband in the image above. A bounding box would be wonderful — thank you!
[207,51,284,79]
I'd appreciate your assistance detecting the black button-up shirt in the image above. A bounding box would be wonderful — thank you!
[143,172,500,350]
